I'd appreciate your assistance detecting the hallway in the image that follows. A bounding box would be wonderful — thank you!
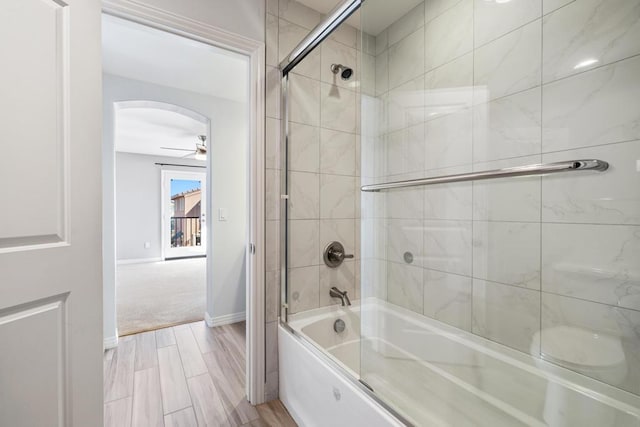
[104,321,295,426]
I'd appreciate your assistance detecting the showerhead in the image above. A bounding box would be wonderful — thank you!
[331,63,354,81]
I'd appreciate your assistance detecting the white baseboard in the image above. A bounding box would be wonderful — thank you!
[117,257,162,265]
[104,330,119,350]
[205,311,246,327]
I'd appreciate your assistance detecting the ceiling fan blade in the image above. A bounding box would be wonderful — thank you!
[160,147,193,152]
[181,152,196,159]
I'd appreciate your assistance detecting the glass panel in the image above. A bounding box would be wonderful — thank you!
[170,179,202,248]
[359,0,640,425]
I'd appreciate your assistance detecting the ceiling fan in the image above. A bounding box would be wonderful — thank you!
[161,135,207,160]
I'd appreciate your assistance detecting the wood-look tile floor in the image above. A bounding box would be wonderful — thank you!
[104,321,297,427]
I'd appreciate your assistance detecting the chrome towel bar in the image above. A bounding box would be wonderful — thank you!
[360,159,609,192]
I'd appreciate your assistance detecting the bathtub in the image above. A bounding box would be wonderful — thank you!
[280,298,640,427]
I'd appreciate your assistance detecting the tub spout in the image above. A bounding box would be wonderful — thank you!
[329,286,351,306]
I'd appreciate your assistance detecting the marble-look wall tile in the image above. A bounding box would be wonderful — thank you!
[385,124,425,176]
[542,223,640,311]
[361,258,387,300]
[542,140,640,225]
[542,0,574,15]
[474,0,541,47]
[387,262,424,314]
[360,52,376,98]
[387,75,425,133]
[424,0,473,72]
[541,293,640,395]
[266,13,279,68]
[266,220,279,272]
[426,0,466,23]
[473,221,541,290]
[266,118,280,170]
[542,0,640,83]
[289,266,319,313]
[288,171,319,219]
[320,129,356,176]
[320,219,356,260]
[329,22,358,49]
[386,219,423,268]
[542,55,640,152]
[266,321,279,374]
[279,0,321,30]
[423,220,473,276]
[388,2,425,46]
[320,39,357,90]
[388,28,425,89]
[279,19,321,80]
[425,53,474,117]
[472,279,541,353]
[288,220,319,268]
[472,155,542,222]
[424,165,473,221]
[266,66,281,120]
[374,29,388,56]
[361,218,386,259]
[424,108,472,170]
[321,84,356,133]
[359,31,376,57]
[386,179,424,219]
[472,87,541,163]
[320,261,356,307]
[424,269,473,331]
[320,174,356,219]
[474,20,542,102]
[266,0,278,16]
[266,270,280,322]
[289,74,320,126]
[266,169,280,220]
[374,50,389,96]
[289,122,319,173]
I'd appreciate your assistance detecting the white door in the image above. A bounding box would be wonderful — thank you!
[0,1,103,426]
[162,170,207,259]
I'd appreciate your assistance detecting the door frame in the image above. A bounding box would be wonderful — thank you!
[161,170,208,260]
[102,0,266,404]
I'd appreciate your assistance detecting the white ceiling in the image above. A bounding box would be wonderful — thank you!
[102,14,248,102]
[115,107,208,158]
[295,0,424,36]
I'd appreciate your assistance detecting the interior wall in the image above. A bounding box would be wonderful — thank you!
[114,152,204,261]
[103,73,248,343]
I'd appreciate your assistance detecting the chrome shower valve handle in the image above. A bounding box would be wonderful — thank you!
[323,241,353,268]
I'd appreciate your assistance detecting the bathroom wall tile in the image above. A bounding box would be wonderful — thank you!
[424,0,473,72]
[423,220,473,276]
[329,22,358,49]
[320,261,356,307]
[472,279,541,353]
[320,129,356,176]
[266,220,279,273]
[374,29,388,56]
[360,52,376,98]
[266,169,280,220]
[354,259,361,299]
[425,53,473,117]
[288,220,319,268]
[474,0,541,47]
[385,124,425,176]
[387,76,425,133]
[266,270,280,322]
[386,176,424,219]
[266,13,279,67]
[266,118,280,170]
[374,50,389,96]
[424,269,473,331]
[361,218,386,260]
[542,55,640,153]
[387,219,423,268]
[278,0,321,30]
[542,0,640,83]
[266,0,278,16]
[542,140,640,225]
[424,108,473,170]
[265,371,279,402]
[361,258,388,300]
[320,174,356,219]
[541,293,640,395]
[321,84,357,133]
[288,171,319,219]
[388,28,425,89]
[358,31,377,57]
[289,74,320,126]
[542,223,640,311]
[388,2,425,47]
[472,87,542,163]
[278,19,321,80]
[266,66,281,120]
[321,39,357,89]
[473,221,541,290]
[289,122,319,173]
[543,0,574,15]
[266,321,279,374]
[387,262,424,314]
[320,219,356,260]
[288,266,320,313]
[474,20,542,102]
[472,155,542,222]
[424,165,473,221]
[426,0,466,23]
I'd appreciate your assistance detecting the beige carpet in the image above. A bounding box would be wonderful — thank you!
[116,258,206,335]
